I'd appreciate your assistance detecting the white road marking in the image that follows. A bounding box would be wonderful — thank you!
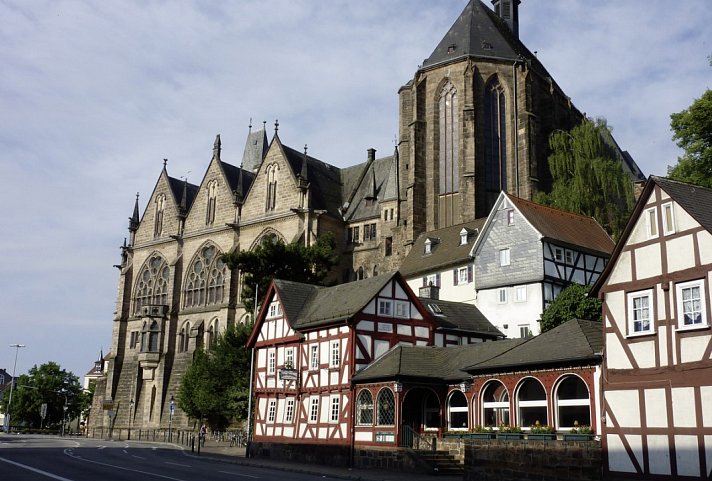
[218,471,260,478]
[132,455,147,460]
[98,446,106,450]
[63,449,188,481]
[123,450,129,454]
[165,462,191,467]
[0,456,77,481]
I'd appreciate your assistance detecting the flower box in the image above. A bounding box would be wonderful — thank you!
[496,433,524,440]
[527,433,557,441]
[563,433,595,441]
[444,432,496,440]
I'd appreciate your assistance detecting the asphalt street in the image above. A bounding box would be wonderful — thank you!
[0,434,342,481]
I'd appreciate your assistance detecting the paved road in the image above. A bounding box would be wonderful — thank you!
[0,434,343,481]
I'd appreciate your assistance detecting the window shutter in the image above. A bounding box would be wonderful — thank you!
[468,265,473,283]
[453,269,458,286]
[436,273,441,287]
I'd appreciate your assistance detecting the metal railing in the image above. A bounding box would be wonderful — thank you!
[399,424,435,451]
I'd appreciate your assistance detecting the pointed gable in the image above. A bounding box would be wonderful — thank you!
[135,168,195,244]
[342,153,397,222]
[281,144,343,217]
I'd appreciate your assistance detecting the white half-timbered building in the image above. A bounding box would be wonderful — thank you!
[471,192,614,339]
[593,177,712,480]
[247,272,503,447]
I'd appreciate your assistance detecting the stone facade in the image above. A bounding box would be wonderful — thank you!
[93,0,628,435]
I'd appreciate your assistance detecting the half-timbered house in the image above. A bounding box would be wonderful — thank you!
[247,272,503,448]
[592,177,712,480]
[471,192,614,338]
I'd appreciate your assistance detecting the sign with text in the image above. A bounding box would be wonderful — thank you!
[279,368,298,381]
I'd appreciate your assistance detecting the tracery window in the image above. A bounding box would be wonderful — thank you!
[154,194,165,237]
[206,180,217,225]
[178,322,190,353]
[134,254,170,315]
[376,388,395,426]
[356,390,374,425]
[484,78,507,209]
[184,244,227,308]
[439,81,459,195]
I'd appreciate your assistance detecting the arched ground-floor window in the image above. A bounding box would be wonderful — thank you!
[482,380,509,427]
[556,375,591,429]
[447,390,468,430]
[517,378,548,428]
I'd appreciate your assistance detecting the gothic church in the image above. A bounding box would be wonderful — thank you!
[93,0,619,432]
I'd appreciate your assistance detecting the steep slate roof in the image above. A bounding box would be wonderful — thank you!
[220,161,256,199]
[273,274,396,331]
[242,128,268,173]
[464,319,603,373]
[167,176,199,211]
[420,297,503,338]
[400,219,486,277]
[592,176,712,296]
[342,154,398,222]
[508,195,615,255]
[352,339,523,384]
[421,0,552,80]
[282,144,344,218]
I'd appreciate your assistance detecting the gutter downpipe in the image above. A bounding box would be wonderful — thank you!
[245,284,258,458]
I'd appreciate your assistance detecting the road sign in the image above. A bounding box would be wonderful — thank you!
[40,403,47,419]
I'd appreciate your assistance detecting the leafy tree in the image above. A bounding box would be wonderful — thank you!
[177,322,253,430]
[222,232,338,312]
[1,362,86,429]
[667,89,712,188]
[539,284,602,332]
[535,118,634,239]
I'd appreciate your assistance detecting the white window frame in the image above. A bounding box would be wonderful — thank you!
[330,396,340,423]
[498,288,508,304]
[499,248,510,267]
[662,202,675,235]
[565,250,574,265]
[515,286,527,302]
[309,397,319,423]
[627,289,654,336]
[267,399,276,423]
[285,347,294,369]
[676,279,707,329]
[425,273,438,287]
[554,247,564,262]
[330,341,340,368]
[268,350,276,375]
[394,300,409,318]
[268,301,281,318]
[378,299,392,316]
[424,239,432,254]
[457,267,469,285]
[507,209,514,225]
[310,344,319,370]
[519,325,531,338]
[284,398,295,423]
[645,207,658,239]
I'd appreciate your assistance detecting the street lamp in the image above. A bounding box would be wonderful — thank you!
[168,396,175,443]
[128,399,134,440]
[4,343,26,433]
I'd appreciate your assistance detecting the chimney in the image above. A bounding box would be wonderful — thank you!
[419,284,440,300]
[367,148,376,163]
[492,0,520,38]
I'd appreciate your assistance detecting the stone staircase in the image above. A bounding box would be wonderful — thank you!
[413,450,464,475]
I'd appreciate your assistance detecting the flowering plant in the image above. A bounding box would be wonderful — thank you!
[498,423,522,433]
[569,421,593,434]
[529,421,556,434]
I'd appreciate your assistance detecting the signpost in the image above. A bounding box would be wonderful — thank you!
[40,403,47,429]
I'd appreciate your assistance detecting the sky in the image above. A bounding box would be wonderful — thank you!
[1,0,710,381]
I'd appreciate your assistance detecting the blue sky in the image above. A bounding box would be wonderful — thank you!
[1,0,710,380]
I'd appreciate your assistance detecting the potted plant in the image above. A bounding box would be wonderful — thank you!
[495,423,523,440]
[527,421,557,440]
[562,421,595,441]
[469,425,495,439]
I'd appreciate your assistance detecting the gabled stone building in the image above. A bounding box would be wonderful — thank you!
[93,0,639,434]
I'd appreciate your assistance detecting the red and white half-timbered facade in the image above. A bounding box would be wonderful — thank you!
[593,177,712,480]
[247,272,503,447]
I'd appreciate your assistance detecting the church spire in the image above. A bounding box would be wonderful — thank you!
[213,134,221,160]
[128,192,140,233]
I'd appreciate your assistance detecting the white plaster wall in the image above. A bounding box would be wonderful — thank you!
[607,434,640,473]
[672,387,697,427]
[608,251,632,285]
[606,390,641,427]
[646,435,671,475]
[475,283,542,338]
[634,244,662,280]
[702,386,712,427]
[680,334,710,363]
[644,389,668,428]
[666,235,695,272]
[675,435,700,477]
[629,341,657,369]
[698,231,712,264]
[404,268,476,304]
[605,333,633,369]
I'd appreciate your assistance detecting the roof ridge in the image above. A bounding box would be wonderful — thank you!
[509,194,601,225]
[653,175,712,194]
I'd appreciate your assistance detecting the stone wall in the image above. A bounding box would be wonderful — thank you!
[249,442,423,472]
[464,439,602,481]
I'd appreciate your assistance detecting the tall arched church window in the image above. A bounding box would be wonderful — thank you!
[184,244,226,308]
[134,255,170,315]
[178,322,190,353]
[265,164,278,212]
[154,194,165,237]
[206,319,219,349]
[206,180,218,225]
[484,78,507,209]
[438,81,459,228]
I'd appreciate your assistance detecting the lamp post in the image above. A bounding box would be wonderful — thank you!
[128,399,134,440]
[61,391,68,437]
[168,396,175,443]
[4,343,26,433]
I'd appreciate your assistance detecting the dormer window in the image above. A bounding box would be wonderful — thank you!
[428,303,443,315]
[424,239,433,254]
[459,228,469,246]
[507,209,514,225]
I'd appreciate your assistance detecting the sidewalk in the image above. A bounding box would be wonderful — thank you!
[183,439,459,481]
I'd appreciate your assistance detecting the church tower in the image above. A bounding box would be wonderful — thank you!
[397,0,581,245]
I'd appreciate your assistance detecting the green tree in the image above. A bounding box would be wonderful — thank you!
[222,232,338,312]
[1,362,86,429]
[539,284,602,332]
[667,89,712,188]
[177,322,253,429]
[535,118,634,239]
